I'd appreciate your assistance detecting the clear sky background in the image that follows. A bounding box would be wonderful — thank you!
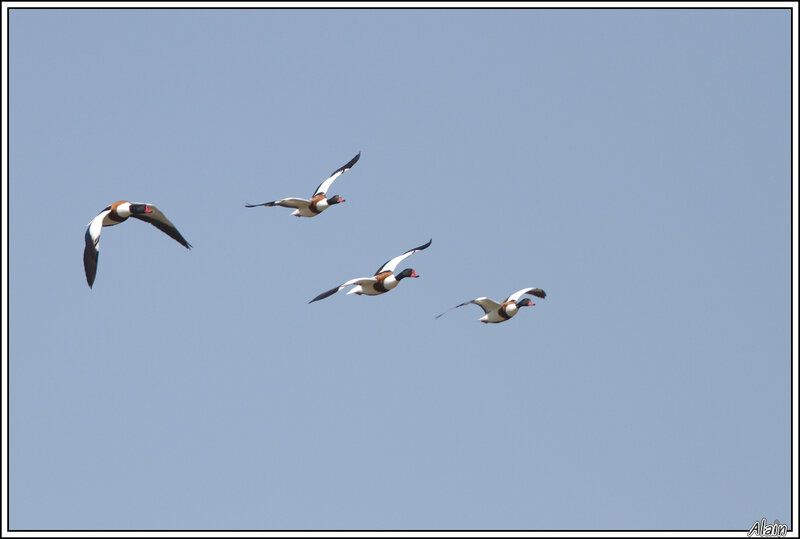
[7,7,792,531]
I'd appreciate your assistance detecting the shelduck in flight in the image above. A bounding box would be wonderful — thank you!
[435,287,547,323]
[83,201,192,288]
[309,239,432,303]
[245,152,360,217]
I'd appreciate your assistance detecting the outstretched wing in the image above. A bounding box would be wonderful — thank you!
[505,287,547,303]
[435,297,502,319]
[313,152,361,196]
[309,276,377,304]
[245,197,310,209]
[374,238,432,275]
[83,210,108,288]
[130,204,192,249]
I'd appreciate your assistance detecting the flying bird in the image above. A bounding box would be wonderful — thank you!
[435,287,547,323]
[309,239,432,303]
[83,200,191,288]
[245,152,361,217]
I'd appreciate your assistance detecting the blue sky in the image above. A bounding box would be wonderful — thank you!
[6,6,794,531]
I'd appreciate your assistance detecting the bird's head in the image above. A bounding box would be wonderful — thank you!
[130,204,153,215]
[397,268,419,280]
[327,194,345,205]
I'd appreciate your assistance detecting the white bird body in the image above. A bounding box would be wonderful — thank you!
[474,298,518,323]
[345,274,400,295]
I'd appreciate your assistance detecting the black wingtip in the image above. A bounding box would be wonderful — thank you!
[83,242,98,289]
[434,301,466,319]
[308,295,324,304]
[309,286,340,304]
[245,201,274,208]
[174,236,192,249]
[337,152,361,174]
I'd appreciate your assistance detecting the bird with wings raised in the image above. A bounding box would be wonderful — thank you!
[309,239,432,303]
[83,200,191,288]
[245,152,360,217]
[435,287,546,323]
